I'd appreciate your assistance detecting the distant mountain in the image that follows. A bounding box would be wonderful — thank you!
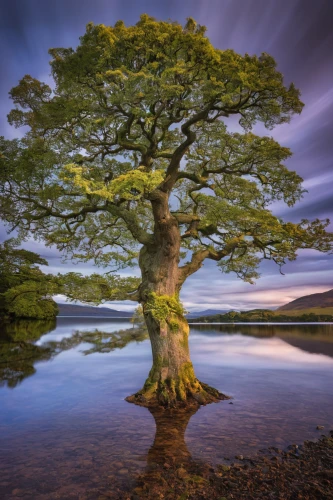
[57,303,232,318]
[57,303,133,317]
[187,309,231,318]
[278,289,333,311]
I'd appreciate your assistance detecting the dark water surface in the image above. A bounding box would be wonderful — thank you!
[0,319,333,499]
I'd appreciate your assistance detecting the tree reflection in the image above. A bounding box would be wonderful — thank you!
[0,320,56,387]
[133,405,208,499]
[193,323,333,357]
[0,321,148,388]
[1,321,331,390]
[193,323,333,339]
[147,406,199,467]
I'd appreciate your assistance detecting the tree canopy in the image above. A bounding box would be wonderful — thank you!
[0,15,332,406]
[1,15,331,289]
[0,239,58,319]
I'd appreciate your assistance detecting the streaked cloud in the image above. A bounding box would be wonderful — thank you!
[0,0,332,311]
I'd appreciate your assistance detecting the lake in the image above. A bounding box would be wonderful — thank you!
[1,319,333,499]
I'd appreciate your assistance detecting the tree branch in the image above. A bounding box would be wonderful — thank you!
[162,105,213,191]
[106,205,154,246]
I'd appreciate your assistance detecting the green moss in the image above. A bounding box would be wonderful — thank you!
[169,320,179,332]
[188,475,208,485]
[179,361,195,381]
[131,358,228,407]
[145,292,185,330]
[153,355,169,369]
[168,378,176,397]
[142,359,198,404]
[180,329,189,348]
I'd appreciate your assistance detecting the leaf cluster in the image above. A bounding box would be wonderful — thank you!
[0,239,58,319]
[58,271,141,304]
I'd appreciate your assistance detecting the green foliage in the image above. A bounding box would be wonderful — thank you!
[4,283,58,319]
[145,292,185,326]
[0,14,331,299]
[62,164,164,202]
[58,272,141,304]
[0,239,58,319]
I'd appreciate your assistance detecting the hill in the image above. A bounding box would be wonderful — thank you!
[187,309,231,318]
[278,289,333,311]
[273,307,333,317]
[57,303,133,317]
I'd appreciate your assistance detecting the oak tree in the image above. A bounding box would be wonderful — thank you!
[0,16,332,406]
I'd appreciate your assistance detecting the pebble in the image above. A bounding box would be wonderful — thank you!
[114,461,124,468]
[220,465,231,472]
[316,425,324,430]
[176,467,187,479]
[11,489,23,496]
[235,455,244,460]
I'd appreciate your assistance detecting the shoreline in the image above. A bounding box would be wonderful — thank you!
[132,431,333,499]
[188,321,333,325]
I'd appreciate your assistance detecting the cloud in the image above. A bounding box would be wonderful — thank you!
[0,0,332,312]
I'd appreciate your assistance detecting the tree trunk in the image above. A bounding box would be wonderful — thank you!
[126,190,229,408]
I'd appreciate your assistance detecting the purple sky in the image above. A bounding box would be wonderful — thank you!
[0,0,332,311]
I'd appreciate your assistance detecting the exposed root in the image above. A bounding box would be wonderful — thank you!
[125,378,230,409]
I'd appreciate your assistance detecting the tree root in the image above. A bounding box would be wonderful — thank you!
[125,379,231,409]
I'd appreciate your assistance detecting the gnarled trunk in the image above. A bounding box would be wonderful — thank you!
[126,190,229,408]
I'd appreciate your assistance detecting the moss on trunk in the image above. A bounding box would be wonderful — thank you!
[126,363,229,408]
[126,310,230,408]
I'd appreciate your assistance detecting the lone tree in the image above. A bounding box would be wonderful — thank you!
[0,16,332,406]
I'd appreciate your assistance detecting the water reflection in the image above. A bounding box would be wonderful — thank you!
[1,320,332,389]
[132,406,200,499]
[0,320,333,499]
[192,323,333,359]
[0,320,56,387]
[0,319,148,388]
[192,322,333,340]
[147,406,199,467]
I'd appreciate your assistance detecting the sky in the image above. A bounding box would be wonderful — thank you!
[0,0,332,312]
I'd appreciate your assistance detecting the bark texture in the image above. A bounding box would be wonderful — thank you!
[126,190,229,408]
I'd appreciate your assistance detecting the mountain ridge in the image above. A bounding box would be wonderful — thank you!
[278,288,333,311]
[57,303,133,317]
[187,309,231,318]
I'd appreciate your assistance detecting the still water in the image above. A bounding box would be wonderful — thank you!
[0,319,333,498]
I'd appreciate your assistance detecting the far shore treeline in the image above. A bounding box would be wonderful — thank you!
[188,309,333,323]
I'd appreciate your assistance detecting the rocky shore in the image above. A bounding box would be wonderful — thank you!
[130,431,333,500]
